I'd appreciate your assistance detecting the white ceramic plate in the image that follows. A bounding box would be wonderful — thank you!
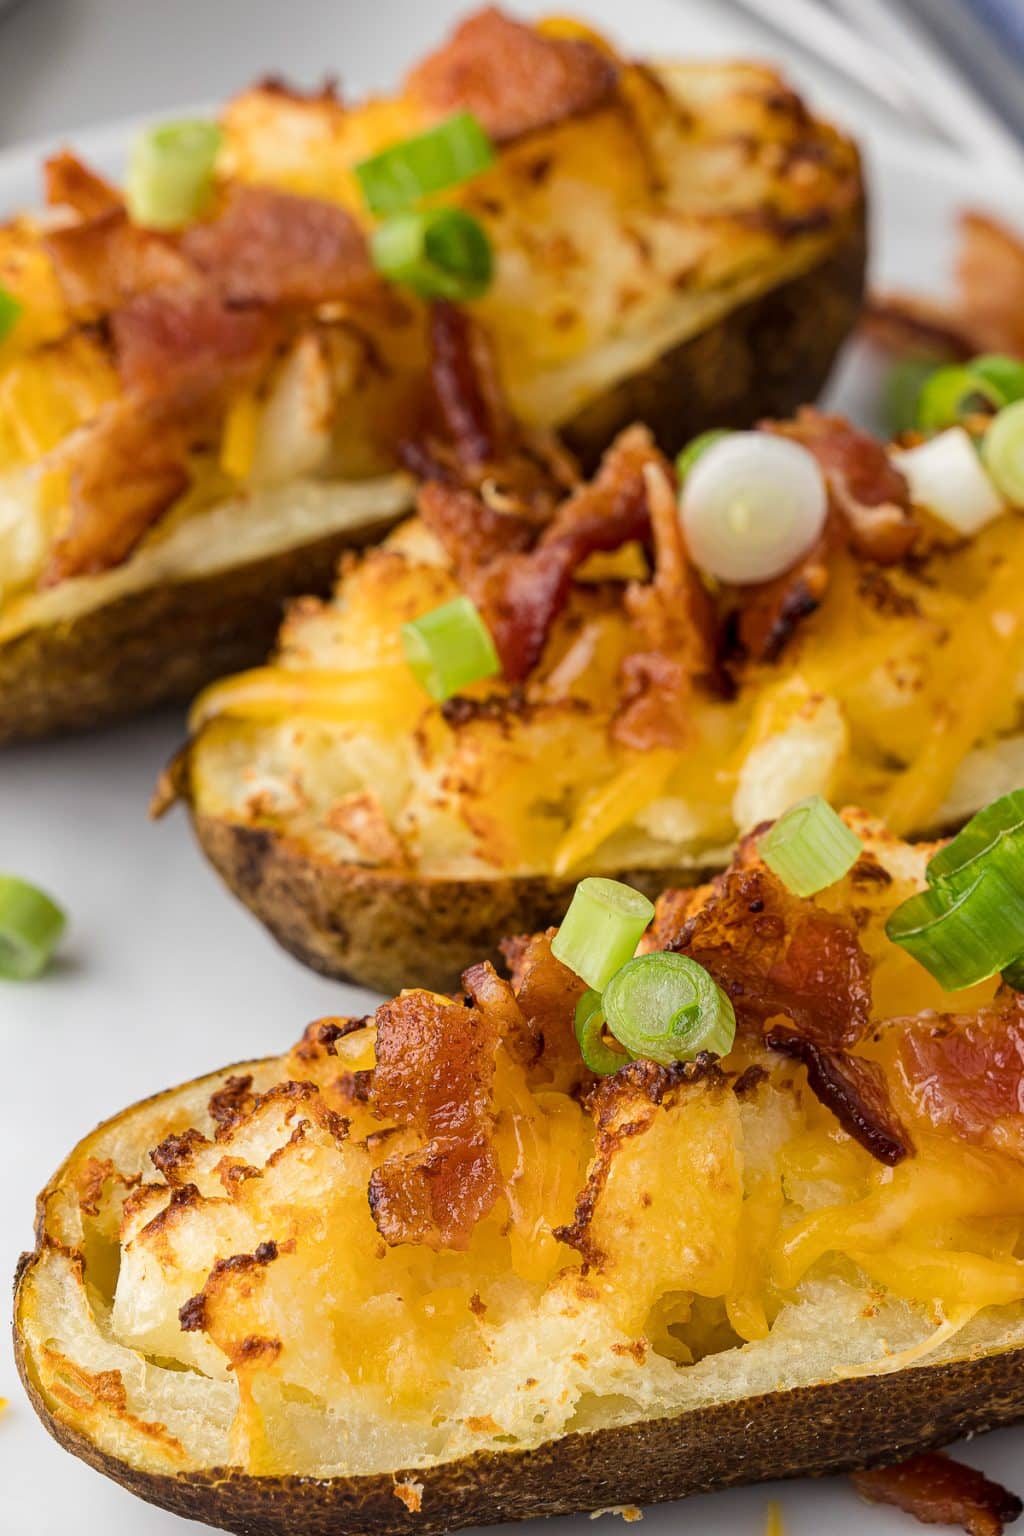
[3,12,1024,1535]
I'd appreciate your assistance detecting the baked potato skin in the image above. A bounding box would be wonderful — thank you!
[562,205,866,469]
[191,811,718,996]
[15,1202,1024,1536]
[2,194,864,746]
[0,519,406,746]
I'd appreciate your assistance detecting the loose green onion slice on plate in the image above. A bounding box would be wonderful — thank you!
[885,865,1024,993]
[675,429,729,484]
[0,875,66,981]
[983,400,1024,506]
[401,594,499,701]
[916,363,1004,433]
[0,284,22,344]
[574,989,628,1076]
[355,112,496,215]
[126,119,222,230]
[371,207,493,301]
[551,877,655,993]
[758,795,862,898]
[926,789,1024,888]
[601,952,736,1065]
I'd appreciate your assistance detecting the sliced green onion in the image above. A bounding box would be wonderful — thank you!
[551,877,655,992]
[372,207,493,301]
[926,789,1024,888]
[401,595,499,701]
[1001,957,1024,992]
[885,866,1024,992]
[355,112,495,216]
[970,354,1024,406]
[680,432,828,585]
[0,285,22,343]
[126,119,221,230]
[983,400,1024,506]
[675,429,730,484]
[882,358,937,436]
[916,364,1003,433]
[893,426,1005,534]
[0,875,66,980]
[758,795,862,898]
[574,989,627,1075]
[601,952,736,1066]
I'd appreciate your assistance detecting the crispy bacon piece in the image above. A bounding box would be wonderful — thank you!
[428,300,513,470]
[736,525,832,664]
[181,185,373,307]
[44,210,195,314]
[43,151,122,219]
[766,1023,912,1165]
[896,991,1024,1156]
[853,1453,1023,1536]
[462,959,539,1067]
[475,425,659,680]
[497,929,588,1083]
[406,7,619,145]
[368,991,501,1249]
[111,288,277,397]
[771,408,916,564]
[665,862,872,1049]
[867,211,1024,363]
[613,460,719,748]
[42,396,193,584]
[418,482,536,577]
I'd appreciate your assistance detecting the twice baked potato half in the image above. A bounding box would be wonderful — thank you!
[167,353,1024,994]
[17,811,1024,1533]
[0,7,864,742]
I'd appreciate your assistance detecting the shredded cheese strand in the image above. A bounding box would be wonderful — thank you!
[553,749,676,875]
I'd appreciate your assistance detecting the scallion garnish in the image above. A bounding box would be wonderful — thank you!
[371,207,493,301]
[355,113,495,216]
[758,796,862,897]
[401,594,499,701]
[601,952,736,1065]
[970,355,1024,406]
[983,400,1024,506]
[126,119,222,230]
[0,285,22,343]
[882,358,936,436]
[0,875,66,981]
[885,866,1024,993]
[926,789,1024,887]
[675,429,729,484]
[916,363,1004,433]
[1002,957,1024,992]
[574,989,627,1075]
[551,877,655,992]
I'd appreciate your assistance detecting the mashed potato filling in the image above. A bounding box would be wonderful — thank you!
[18,820,1024,1479]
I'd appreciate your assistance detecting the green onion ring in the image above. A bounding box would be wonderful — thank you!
[758,796,862,898]
[574,989,628,1076]
[401,594,499,701]
[355,112,495,216]
[0,875,67,981]
[551,878,655,993]
[601,952,736,1066]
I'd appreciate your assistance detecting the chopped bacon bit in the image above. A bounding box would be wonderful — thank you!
[765,1023,912,1165]
[43,151,122,219]
[418,481,536,577]
[368,992,501,1249]
[736,524,832,664]
[44,209,195,314]
[405,7,619,144]
[770,409,916,564]
[867,210,1024,363]
[896,991,1024,1155]
[181,185,373,307]
[498,930,588,1083]
[428,300,513,471]
[666,863,872,1049]
[462,959,539,1067]
[853,1453,1023,1536]
[111,289,277,397]
[42,396,192,584]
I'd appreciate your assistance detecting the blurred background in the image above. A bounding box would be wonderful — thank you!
[0,0,1021,163]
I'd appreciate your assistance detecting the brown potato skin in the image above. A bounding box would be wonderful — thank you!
[0,518,402,746]
[191,811,718,996]
[1,202,864,745]
[15,1246,1024,1536]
